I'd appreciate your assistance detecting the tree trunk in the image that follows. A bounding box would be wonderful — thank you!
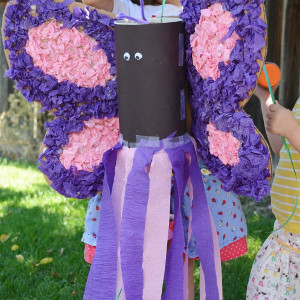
[245,0,300,138]
[0,5,13,114]
[265,0,283,66]
[244,1,283,144]
[279,0,300,109]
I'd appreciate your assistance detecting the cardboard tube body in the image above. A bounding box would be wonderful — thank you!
[115,18,186,143]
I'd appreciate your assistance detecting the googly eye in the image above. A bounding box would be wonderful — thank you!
[123,52,130,61]
[135,52,143,60]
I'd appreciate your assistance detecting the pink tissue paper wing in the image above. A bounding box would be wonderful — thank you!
[190,2,239,81]
[60,117,120,172]
[207,122,240,166]
[26,20,113,88]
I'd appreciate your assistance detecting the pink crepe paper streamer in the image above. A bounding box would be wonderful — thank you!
[60,117,119,172]
[200,212,223,300]
[142,150,172,299]
[98,148,172,299]
[26,20,112,88]
[183,252,189,300]
[207,122,240,166]
[120,144,168,298]
[111,147,136,299]
[190,2,239,80]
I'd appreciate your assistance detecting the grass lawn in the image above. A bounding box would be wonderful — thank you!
[0,158,275,299]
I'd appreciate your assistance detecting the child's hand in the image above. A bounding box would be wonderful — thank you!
[253,84,271,102]
[266,102,298,138]
[253,83,279,104]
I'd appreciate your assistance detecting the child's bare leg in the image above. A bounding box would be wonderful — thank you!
[188,258,195,300]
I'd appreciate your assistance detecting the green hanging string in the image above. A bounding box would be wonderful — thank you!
[160,0,166,23]
[115,289,122,300]
[263,64,299,232]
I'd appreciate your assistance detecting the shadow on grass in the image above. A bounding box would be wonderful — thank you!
[0,201,89,299]
[0,183,87,209]
[0,157,38,169]
[0,183,49,202]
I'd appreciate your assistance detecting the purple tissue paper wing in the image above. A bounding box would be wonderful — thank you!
[181,0,270,200]
[3,0,119,198]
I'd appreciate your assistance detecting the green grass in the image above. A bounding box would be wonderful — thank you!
[0,158,89,299]
[0,158,275,299]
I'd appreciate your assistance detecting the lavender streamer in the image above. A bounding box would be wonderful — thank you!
[139,0,147,21]
[164,140,219,299]
[120,146,160,299]
[84,143,122,299]
[162,150,188,299]
[116,13,148,24]
[187,142,219,299]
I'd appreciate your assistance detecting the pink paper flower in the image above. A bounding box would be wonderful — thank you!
[207,122,240,166]
[60,117,119,172]
[190,2,240,80]
[26,20,112,88]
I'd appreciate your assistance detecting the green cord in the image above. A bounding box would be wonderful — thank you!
[262,64,276,105]
[115,289,122,300]
[263,64,299,232]
[161,0,166,23]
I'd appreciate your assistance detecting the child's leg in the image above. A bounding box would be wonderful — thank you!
[188,258,195,300]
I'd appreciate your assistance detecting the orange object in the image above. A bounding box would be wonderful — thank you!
[258,63,281,88]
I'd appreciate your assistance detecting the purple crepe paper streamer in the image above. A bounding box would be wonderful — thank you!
[120,145,160,299]
[84,143,122,300]
[186,142,219,299]
[164,139,219,299]
[83,135,218,299]
[162,149,188,299]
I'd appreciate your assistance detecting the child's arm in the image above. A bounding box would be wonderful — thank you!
[254,85,283,156]
[266,102,300,153]
[82,0,114,11]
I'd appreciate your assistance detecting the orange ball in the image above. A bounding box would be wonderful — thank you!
[258,63,281,88]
